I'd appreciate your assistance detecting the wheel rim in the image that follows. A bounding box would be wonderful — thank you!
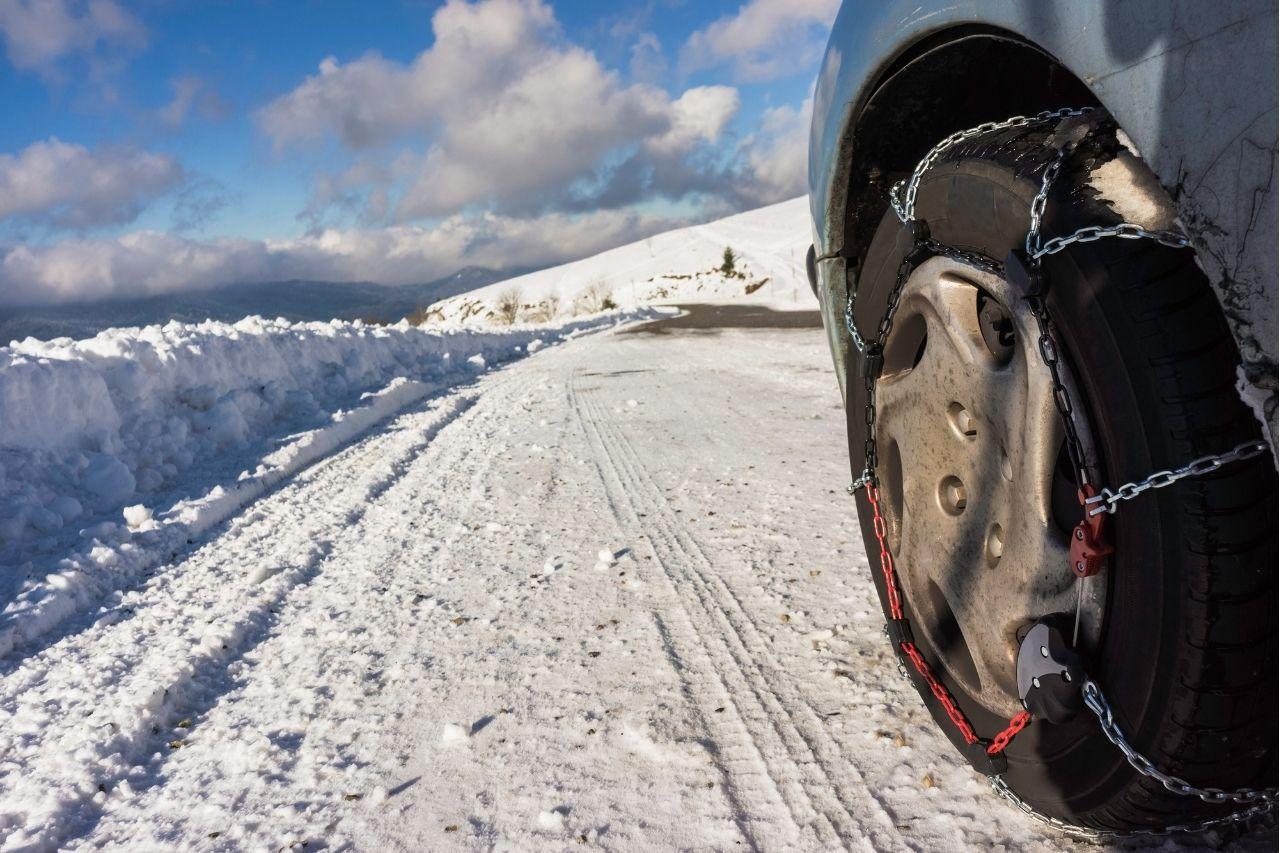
[875,256,1106,718]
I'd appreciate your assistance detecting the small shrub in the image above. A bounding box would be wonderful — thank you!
[495,287,523,325]
[719,246,737,277]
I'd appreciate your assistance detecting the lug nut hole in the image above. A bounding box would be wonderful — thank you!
[948,402,978,439]
[939,476,968,516]
[985,523,1004,568]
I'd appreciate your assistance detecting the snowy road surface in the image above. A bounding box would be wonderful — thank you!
[2,311,1272,851]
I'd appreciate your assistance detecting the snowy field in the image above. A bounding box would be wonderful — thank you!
[1,201,1273,850]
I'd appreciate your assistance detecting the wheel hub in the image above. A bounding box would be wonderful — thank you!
[875,256,1105,717]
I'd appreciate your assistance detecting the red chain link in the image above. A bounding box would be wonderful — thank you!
[864,484,1030,755]
[865,485,903,620]
[900,641,979,744]
[988,711,1032,756]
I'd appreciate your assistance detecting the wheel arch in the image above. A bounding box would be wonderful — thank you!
[831,27,1100,289]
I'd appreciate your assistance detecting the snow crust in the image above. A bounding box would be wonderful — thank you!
[0,312,639,657]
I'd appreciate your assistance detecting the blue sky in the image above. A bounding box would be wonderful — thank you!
[0,0,836,304]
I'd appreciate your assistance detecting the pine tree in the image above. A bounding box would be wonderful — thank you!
[720,246,737,276]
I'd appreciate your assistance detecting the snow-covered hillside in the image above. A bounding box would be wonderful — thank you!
[422,197,812,325]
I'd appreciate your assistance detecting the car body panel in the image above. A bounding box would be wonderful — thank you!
[809,0,1278,439]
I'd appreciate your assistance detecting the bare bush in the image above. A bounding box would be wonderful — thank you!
[528,291,561,323]
[495,287,523,325]
[407,304,445,326]
[573,281,617,315]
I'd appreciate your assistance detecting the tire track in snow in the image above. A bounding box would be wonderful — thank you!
[571,368,907,852]
[567,371,800,850]
[572,376,843,848]
[0,390,478,850]
[351,369,549,852]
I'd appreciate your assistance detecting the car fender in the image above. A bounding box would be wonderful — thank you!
[810,0,1277,440]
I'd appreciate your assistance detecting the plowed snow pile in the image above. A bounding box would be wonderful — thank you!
[0,312,641,656]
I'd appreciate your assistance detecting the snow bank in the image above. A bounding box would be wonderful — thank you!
[424,197,812,325]
[0,311,640,657]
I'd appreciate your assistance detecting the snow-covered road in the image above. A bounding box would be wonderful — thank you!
[2,313,1271,851]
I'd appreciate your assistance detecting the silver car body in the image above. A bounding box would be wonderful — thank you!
[808,0,1277,440]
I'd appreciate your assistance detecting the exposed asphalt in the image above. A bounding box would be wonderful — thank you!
[622,303,824,334]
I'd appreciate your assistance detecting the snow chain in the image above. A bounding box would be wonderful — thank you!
[827,107,1277,838]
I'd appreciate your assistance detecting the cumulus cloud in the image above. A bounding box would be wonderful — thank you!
[259,0,743,223]
[0,207,684,306]
[0,0,143,73]
[738,98,812,205]
[647,86,740,155]
[682,0,839,82]
[0,138,184,229]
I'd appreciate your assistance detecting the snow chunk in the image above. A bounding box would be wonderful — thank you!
[122,504,153,530]
[440,724,470,747]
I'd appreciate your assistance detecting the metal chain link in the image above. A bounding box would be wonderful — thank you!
[846,106,1277,840]
[1086,439,1271,516]
[1083,680,1278,807]
[990,776,1276,842]
[1034,222,1191,259]
[925,240,1004,277]
[893,107,1095,223]
[845,246,920,490]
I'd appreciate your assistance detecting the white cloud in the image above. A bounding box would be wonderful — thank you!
[628,31,665,83]
[0,208,684,305]
[157,75,229,129]
[682,0,839,82]
[0,0,143,73]
[0,138,184,228]
[647,86,740,156]
[738,98,812,204]
[259,0,742,222]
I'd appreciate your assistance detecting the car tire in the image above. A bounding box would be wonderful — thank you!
[846,127,1277,831]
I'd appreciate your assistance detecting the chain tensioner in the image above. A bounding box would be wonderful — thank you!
[826,106,1277,839]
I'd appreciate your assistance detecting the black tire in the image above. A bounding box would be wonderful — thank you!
[847,126,1277,831]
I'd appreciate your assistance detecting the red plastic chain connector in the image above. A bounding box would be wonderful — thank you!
[865,485,903,620]
[863,483,1033,760]
[988,711,1032,756]
[1069,485,1113,578]
[900,641,979,744]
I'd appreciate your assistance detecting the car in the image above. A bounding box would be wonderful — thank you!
[805,0,1277,837]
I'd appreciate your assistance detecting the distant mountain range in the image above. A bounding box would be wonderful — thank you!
[0,266,529,343]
